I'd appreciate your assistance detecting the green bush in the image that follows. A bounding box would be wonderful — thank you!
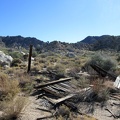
[32,51,38,57]
[117,55,120,62]
[11,58,22,67]
[9,52,23,59]
[47,64,65,77]
[86,54,116,71]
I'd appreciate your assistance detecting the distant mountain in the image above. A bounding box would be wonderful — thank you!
[0,36,44,49]
[0,36,87,53]
[81,35,120,51]
[0,35,120,52]
[81,35,110,44]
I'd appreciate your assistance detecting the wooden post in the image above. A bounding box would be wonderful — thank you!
[27,45,33,73]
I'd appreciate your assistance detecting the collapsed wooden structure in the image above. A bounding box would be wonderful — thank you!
[33,77,93,117]
[90,64,117,80]
[33,64,120,119]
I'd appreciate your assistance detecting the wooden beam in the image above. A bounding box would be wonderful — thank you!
[36,115,54,120]
[43,87,91,105]
[42,87,63,97]
[41,87,77,110]
[34,77,73,89]
[51,85,71,93]
[90,64,117,80]
[27,45,33,73]
[43,94,75,105]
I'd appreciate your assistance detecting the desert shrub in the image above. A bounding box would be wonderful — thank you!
[31,64,44,73]
[0,72,20,100]
[38,58,47,64]
[21,82,33,94]
[97,88,109,101]
[9,51,23,59]
[49,56,58,63]
[14,72,33,93]
[77,77,90,88]
[32,51,38,57]
[56,105,70,119]
[103,59,116,71]
[67,67,80,78]
[0,96,27,120]
[86,54,116,71]
[71,76,90,89]
[47,64,65,77]
[91,79,110,101]
[91,79,103,94]
[11,58,22,67]
[117,55,120,62]
[38,75,50,81]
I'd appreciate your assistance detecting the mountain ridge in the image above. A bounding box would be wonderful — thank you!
[0,35,120,52]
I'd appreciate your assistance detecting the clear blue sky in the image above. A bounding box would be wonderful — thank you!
[0,0,120,43]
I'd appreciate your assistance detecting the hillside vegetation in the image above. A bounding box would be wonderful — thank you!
[0,36,120,119]
[1,35,120,52]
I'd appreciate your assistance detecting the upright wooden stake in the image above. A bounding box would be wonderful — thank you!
[27,45,33,73]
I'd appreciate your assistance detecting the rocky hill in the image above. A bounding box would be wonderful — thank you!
[81,35,120,51]
[0,35,120,52]
[0,36,88,53]
[0,36,44,49]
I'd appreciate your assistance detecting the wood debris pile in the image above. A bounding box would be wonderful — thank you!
[32,76,98,120]
[31,64,120,120]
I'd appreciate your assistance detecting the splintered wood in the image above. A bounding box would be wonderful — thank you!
[34,77,92,109]
[33,77,100,120]
[33,65,120,120]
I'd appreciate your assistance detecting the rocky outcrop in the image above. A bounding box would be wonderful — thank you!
[66,52,76,58]
[0,51,13,67]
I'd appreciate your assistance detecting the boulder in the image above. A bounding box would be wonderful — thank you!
[66,52,76,58]
[0,51,13,67]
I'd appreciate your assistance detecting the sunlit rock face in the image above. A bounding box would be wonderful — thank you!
[0,51,13,67]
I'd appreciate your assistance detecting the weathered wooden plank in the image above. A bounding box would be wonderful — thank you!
[43,87,91,105]
[42,87,77,110]
[90,64,117,80]
[59,83,71,89]
[51,84,71,93]
[110,95,120,100]
[34,77,73,89]
[43,93,75,105]
[42,87,63,97]
[36,115,54,120]
[36,108,52,113]
[27,45,33,73]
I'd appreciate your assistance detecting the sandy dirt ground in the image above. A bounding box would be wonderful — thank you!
[20,95,120,120]
[20,96,52,120]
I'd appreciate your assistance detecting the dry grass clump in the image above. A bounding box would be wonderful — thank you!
[38,75,50,81]
[31,65,42,73]
[91,79,110,101]
[47,63,65,77]
[0,72,20,100]
[0,96,28,120]
[56,105,71,119]
[14,72,33,94]
[11,58,22,67]
[77,77,90,88]
[67,67,80,78]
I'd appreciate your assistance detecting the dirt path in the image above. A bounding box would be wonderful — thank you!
[20,96,52,120]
